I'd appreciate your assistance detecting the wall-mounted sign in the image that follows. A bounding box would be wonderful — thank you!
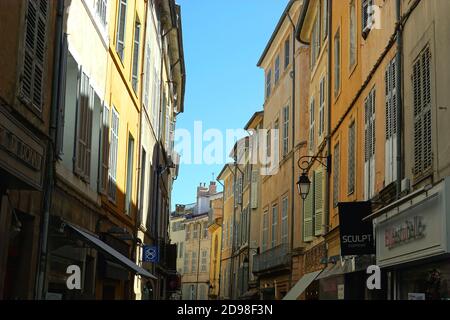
[143,245,159,263]
[338,202,375,256]
[385,216,426,249]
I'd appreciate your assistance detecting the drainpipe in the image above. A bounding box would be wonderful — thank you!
[216,177,225,299]
[395,0,403,199]
[286,11,296,291]
[36,0,65,300]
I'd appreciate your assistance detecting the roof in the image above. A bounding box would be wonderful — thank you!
[257,0,299,67]
[295,0,312,44]
[244,111,264,130]
[217,163,234,181]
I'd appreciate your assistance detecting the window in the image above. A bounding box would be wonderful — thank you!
[334,28,341,97]
[201,250,207,272]
[108,107,119,201]
[314,170,324,236]
[116,0,127,61]
[271,205,278,248]
[274,56,280,85]
[96,0,108,27]
[362,0,374,37]
[309,98,315,151]
[74,72,94,180]
[132,20,141,93]
[319,77,325,137]
[186,224,191,240]
[125,134,134,215]
[191,252,197,273]
[143,42,151,109]
[265,69,272,99]
[281,197,288,244]
[282,106,289,156]
[183,251,189,273]
[364,89,376,199]
[190,285,195,300]
[138,148,146,223]
[311,14,320,68]
[333,142,340,207]
[99,105,110,193]
[322,0,328,41]
[199,285,206,300]
[21,0,49,112]
[348,122,356,194]
[179,242,184,258]
[385,58,398,185]
[412,46,433,177]
[284,38,290,69]
[349,0,357,69]
[262,210,268,252]
[266,128,271,158]
[203,222,208,239]
[193,223,199,239]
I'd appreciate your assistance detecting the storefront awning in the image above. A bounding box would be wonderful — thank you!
[66,223,157,280]
[282,269,323,300]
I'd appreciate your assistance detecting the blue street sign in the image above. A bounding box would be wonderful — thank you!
[143,245,159,263]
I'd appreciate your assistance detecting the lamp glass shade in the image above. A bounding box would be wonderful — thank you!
[297,174,311,200]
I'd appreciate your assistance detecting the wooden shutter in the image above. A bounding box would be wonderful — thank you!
[21,0,49,111]
[385,59,398,185]
[56,33,68,155]
[333,143,340,207]
[413,46,433,176]
[314,170,324,236]
[251,170,258,209]
[100,104,110,193]
[74,72,93,180]
[303,183,313,242]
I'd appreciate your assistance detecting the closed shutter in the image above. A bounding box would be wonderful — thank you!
[143,43,151,109]
[99,104,110,193]
[116,0,127,60]
[385,59,398,185]
[74,71,93,180]
[251,170,258,209]
[364,90,376,199]
[281,197,288,244]
[348,122,356,194]
[108,107,119,201]
[303,180,313,242]
[333,143,340,207]
[319,78,325,137]
[56,33,68,155]
[309,98,315,150]
[413,46,433,176]
[21,0,49,111]
[314,170,324,236]
[370,91,376,198]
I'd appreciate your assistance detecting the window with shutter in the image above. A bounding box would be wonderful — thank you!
[349,0,357,69]
[132,20,141,93]
[262,210,268,251]
[108,107,119,202]
[21,0,49,112]
[364,89,376,200]
[303,181,313,242]
[143,42,151,110]
[319,77,325,137]
[334,28,341,97]
[309,98,315,151]
[271,204,278,248]
[385,58,398,185]
[116,0,127,61]
[412,46,433,178]
[283,106,289,156]
[333,142,340,207]
[281,197,289,244]
[314,170,324,236]
[284,38,290,69]
[125,134,135,215]
[322,0,328,41]
[251,170,258,209]
[275,56,280,85]
[348,121,356,194]
[74,71,93,181]
[99,104,110,194]
[362,0,374,37]
[96,0,108,27]
[266,69,272,99]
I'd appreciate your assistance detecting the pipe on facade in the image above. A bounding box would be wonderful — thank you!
[395,0,403,199]
[215,177,225,299]
[325,0,332,239]
[36,0,65,300]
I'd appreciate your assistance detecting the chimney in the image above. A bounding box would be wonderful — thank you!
[209,181,217,195]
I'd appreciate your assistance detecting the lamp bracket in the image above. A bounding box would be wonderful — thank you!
[298,155,331,174]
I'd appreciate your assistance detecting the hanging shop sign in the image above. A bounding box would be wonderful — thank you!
[338,201,375,256]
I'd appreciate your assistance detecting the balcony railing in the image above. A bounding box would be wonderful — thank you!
[252,243,291,274]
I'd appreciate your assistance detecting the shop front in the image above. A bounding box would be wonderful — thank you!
[373,177,450,300]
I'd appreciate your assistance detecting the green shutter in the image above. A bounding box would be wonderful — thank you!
[303,179,314,242]
[314,170,324,236]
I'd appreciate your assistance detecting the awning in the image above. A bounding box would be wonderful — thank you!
[66,223,156,280]
[282,269,323,300]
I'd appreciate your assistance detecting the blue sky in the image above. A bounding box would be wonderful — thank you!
[172,0,289,209]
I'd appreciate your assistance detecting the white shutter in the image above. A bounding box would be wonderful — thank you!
[100,104,110,193]
[314,170,323,236]
[108,107,119,201]
[309,98,315,150]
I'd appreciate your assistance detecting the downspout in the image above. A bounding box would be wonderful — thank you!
[216,177,225,299]
[36,0,65,300]
[325,0,332,243]
[395,0,403,199]
[286,11,296,291]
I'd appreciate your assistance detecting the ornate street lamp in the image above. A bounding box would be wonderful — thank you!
[296,155,331,200]
[296,173,311,200]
